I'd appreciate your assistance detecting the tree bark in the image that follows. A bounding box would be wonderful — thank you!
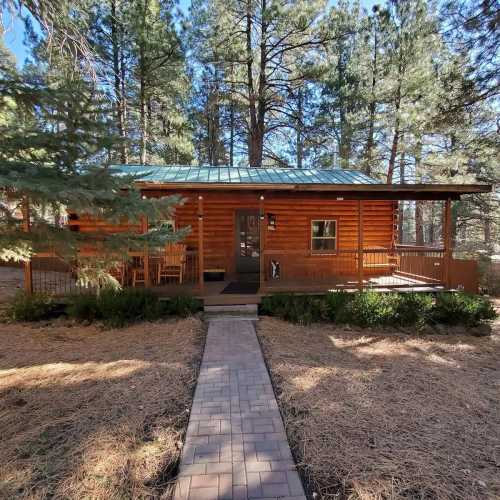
[363,18,378,176]
[110,0,128,163]
[296,88,303,168]
[414,139,424,245]
[338,48,351,168]
[398,150,405,243]
[229,65,235,167]
[246,0,267,167]
[140,70,147,164]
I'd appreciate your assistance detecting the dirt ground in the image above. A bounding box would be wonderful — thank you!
[258,302,500,500]
[0,317,205,499]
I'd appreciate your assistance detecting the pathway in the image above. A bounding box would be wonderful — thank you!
[174,317,306,500]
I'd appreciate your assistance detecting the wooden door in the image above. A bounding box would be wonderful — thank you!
[236,210,260,274]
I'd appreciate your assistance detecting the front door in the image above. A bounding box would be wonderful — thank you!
[236,210,260,274]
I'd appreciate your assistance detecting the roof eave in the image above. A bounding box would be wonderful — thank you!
[135,181,492,199]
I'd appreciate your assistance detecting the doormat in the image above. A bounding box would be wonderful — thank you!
[221,281,260,294]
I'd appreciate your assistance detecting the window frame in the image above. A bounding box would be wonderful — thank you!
[310,218,338,255]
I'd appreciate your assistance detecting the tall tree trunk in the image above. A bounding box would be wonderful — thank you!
[246,0,258,167]
[296,88,303,168]
[387,57,403,184]
[363,20,378,176]
[229,65,235,167]
[246,0,267,167]
[428,202,436,244]
[338,49,351,168]
[398,150,405,243]
[110,0,127,163]
[414,139,424,245]
[140,72,147,164]
[120,46,128,163]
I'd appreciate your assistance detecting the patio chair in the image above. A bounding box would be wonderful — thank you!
[131,256,146,287]
[157,243,186,284]
[109,262,127,286]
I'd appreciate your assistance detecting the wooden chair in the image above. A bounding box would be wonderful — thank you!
[157,243,186,284]
[109,262,127,286]
[131,256,146,287]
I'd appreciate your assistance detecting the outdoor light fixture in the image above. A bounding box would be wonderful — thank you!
[260,195,265,200]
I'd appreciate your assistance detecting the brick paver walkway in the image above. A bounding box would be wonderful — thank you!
[174,318,306,500]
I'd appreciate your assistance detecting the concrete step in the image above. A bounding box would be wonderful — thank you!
[204,314,259,322]
[203,295,261,306]
[204,304,258,314]
[203,304,259,322]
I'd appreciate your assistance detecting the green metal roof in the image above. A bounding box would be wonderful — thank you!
[111,164,381,185]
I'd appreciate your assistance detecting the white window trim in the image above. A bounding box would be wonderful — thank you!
[311,219,337,254]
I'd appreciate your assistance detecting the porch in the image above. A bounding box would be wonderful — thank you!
[21,184,484,302]
[24,244,477,305]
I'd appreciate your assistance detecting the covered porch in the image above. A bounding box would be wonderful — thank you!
[23,183,484,303]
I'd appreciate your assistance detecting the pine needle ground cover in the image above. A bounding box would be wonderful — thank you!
[258,301,500,500]
[0,317,205,499]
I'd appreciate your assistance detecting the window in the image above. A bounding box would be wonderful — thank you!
[311,220,337,253]
[158,219,175,232]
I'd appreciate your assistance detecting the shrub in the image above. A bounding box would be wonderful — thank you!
[336,291,396,327]
[324,291,352,322]
[392,293,434,328]
[162,295,202,317]
[7,292,57,322]
[260,293,325,325]
[66,294,101,322]
[432,292,497,327]
[66,289,201,327]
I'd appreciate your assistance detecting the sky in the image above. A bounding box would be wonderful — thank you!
[3,0,380,67]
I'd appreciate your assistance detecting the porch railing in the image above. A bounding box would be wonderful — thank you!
[263,247,446,289]
[29,248,200,296]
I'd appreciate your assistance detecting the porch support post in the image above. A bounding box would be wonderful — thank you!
[198,195,204,294]
[443,197,453,289]
[22,197,33,295]
[357,200,364,290]
[142,216,150,287]
[259,194,265,293]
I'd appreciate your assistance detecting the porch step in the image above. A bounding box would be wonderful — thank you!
[203,294,261,306]
[204,304,258,314]
[203,304,259,322]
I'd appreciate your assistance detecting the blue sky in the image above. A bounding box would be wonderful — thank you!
[3,0,380,67]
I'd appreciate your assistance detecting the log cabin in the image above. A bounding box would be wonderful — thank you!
[30,165,492,303]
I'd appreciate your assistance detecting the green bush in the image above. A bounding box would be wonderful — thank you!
[392,293,434,327]
[260,293,325,325]
[324,291,352,321]
[432,292,497,327]
[65,294,101,322]
[66,289,201,327]
[7,292,57,322]
[261,291,495,330]
[162,295,202,318]
[336,291,396,327]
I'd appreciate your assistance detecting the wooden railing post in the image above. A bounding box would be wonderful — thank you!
[357,200,364,290]
[443,198,453,289]
[259,194,265,293]
[22,197,33,294]
[198,195,204,294]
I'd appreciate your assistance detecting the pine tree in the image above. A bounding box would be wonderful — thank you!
[0,51,185,285]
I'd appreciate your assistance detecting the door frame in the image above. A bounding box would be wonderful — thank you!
[234,208,260,275]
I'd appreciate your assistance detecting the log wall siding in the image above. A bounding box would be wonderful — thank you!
[68,190,397,280]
